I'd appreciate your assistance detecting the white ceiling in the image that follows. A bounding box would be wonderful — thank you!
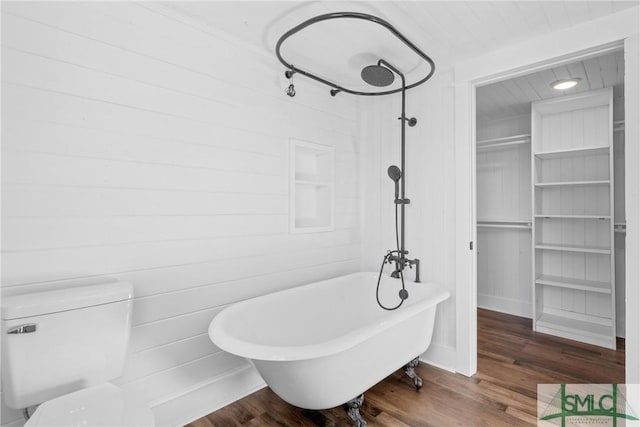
[165,1,637,63]
[163,1,636,102]
[477,49,625,122]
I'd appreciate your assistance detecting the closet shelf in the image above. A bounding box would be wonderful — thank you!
[536,313,613,342]
[477,134,531,150]
[534,180,609,187]
[535,274,611,294]
[477,219,532,229]
[534,146,609,159]
[535,243,611,254]
[534,214,610,220]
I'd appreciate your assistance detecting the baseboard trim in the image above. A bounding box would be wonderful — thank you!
[151,365,266,427]
[478,294,531,319]
[420,342,456,373]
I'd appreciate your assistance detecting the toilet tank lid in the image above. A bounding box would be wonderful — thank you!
[2,281,133,320]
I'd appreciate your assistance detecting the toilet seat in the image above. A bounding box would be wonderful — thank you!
[25,383,154,427]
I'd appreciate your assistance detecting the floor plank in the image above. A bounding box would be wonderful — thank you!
[185,309,625,426]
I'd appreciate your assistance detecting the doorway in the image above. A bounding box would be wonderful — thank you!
[452,30,639,384]
[475,50,626,355]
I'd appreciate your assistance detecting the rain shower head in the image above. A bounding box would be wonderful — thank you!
[361,64,395,87]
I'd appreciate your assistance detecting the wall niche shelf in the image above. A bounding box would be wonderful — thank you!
[531,88,616,349]
[289,139,335,234]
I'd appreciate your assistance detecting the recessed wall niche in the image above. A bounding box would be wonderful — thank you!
[289,139,335,233]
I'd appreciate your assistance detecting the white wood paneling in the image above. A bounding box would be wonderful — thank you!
[359,69,458,371]
[1,231,357,288]
[407,70,457,354]
[0,3,361,427]
[476,112,532,318]
[477,51,625,122]
[164,1,638,71]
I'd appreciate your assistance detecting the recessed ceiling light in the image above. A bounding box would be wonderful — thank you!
[551,78,582,90]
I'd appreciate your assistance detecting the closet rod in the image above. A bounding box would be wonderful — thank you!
[477,139,530,150]
[477,223,532,230]
[476,134,531,145]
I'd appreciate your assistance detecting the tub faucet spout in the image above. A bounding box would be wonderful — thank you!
[408,258,420,283]
[386,252,405,279]
[388,253,420,283]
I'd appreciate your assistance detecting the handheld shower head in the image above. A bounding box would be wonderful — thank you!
[388,165,402,182]
[388,165,402,200]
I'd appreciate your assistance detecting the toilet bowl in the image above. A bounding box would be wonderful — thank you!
[25,384,154,427]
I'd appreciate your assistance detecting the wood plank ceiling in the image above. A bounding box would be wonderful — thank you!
[164,1,635,120]
[476,50,625,122]
[165,1,637,68]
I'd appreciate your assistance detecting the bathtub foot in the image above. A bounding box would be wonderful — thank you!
[343,394,367,427]
[403,357,423,391]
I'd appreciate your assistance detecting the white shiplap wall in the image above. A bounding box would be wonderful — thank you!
[360,69,457,370]
[0,3,361,426]
[476,114,532,318]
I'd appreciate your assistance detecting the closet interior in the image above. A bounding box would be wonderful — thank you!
[476,50,625,349]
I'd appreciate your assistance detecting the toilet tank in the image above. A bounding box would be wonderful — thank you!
[1,281,133,409]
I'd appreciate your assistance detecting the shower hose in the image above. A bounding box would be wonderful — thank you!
[376,202,408,310]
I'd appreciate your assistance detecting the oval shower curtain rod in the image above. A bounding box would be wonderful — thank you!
[275,12,436,96]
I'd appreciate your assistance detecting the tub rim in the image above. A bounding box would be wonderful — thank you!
[209,271,450,361]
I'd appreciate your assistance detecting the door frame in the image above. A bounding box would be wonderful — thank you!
[453,9,639,383]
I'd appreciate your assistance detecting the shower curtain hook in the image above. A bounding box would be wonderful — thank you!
[285,70,296,97]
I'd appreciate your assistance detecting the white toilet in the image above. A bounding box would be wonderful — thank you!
[1,281,154,426]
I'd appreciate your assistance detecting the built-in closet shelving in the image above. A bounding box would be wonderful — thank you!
[531,88,616,349]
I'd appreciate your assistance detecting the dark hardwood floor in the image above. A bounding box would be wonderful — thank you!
[186,309,625,426]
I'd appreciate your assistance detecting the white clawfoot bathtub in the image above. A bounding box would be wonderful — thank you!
[209,271,450,411]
